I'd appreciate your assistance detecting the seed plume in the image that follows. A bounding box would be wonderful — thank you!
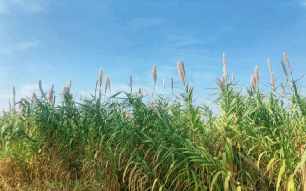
[283,51,291,73]
[99,68,103,87]
[255,66,259,86]
[281,82,287,98]
[268,59,275,90]
[95,79,98,94]
[148,100,160,117]
[152,64,157,85]
[105,75,110,94]
[223,53,227,77]
[163,77,166,90]
[69,80,72,89]
[12,86,15,106]
[31,92,37,104]
[137,77,139,86]
[83,90,87,101]
[48,84,54,104]
[281,60,288,78]
[99,88,101,101]
[181,60,185,79]
[130,75,132,88]
[171,76,173,92]
[232,73,234,82]
[125,109,132,121]
[251,75,256,92]
[177,62,185,86]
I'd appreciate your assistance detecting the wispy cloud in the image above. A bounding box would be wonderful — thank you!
[125,18,167,29]
[0,0,47,14]
[302,1,306,6]
[0,40,39,54]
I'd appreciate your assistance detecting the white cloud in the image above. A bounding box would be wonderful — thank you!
[301,1,306,6]
[0,40,39,54]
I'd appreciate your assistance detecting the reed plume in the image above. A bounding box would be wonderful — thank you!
[163,77,166,91]
[148,100,160,117]
[171,76,173,93]
[152,64,157,85]
[48,84,54,105]
[283,51,291,73]
[130,75,132,92]
[281,82,287,98]
[255,66,259,86]
[216,77,226,90]
[105,75,110,94]
[95,79,98,96]
[137,77,139,87]
[181,60,185,79]
[232,73,234,82]
[38,80,45,99]
[251,75,256,92]
[31,92,37,105]
[125,109,132,121]
[99,88,101,102]
[69,80,71,89]
[223,53,227,78]
[281,60,288,78]
[99,68,103,87]
[177,62,185,86]
[8,99,11,115]
[268,59,275,91]
[13,86,15,107]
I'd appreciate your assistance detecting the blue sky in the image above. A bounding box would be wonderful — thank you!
[1,0,306,116]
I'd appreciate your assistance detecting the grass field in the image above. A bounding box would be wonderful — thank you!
[0,52,306,190]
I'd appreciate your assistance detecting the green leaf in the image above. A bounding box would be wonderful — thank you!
[276,160,286,191]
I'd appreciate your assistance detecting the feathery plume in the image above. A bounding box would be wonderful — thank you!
[31,92,37,104]
[13,86,15,106]
[99,88,101,102]
[144,88,150,101]
[83,90,87,102]
[130,75,132,88]
[223,53,227,77]
[95,79,98,95]
[152,64,157,85]
[125,109,133,121]
[148,100,160,117]
[163,77,166,90]
[8,99,11,115]
[216,77,226,90]
[48,84,54,105]
[255,66,259,85]
[280,60,288,78]
[38,80,45,98]
[283,51,291,73]
[105,75,110,94]
[137,77,139,86]
[171,76,173,92]
[281,82,287,98]
[181,60,185,79]
[268,59,275,90]
[177,62,185,86]
[68,80,71,89]
[99,68,103,87]
[151,91,154,102]
[251,75,256,92]
[232,73,234,82]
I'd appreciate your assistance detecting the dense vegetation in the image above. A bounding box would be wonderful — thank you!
[0,53,305,190]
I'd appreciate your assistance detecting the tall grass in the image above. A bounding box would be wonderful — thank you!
[0,52,306,190]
